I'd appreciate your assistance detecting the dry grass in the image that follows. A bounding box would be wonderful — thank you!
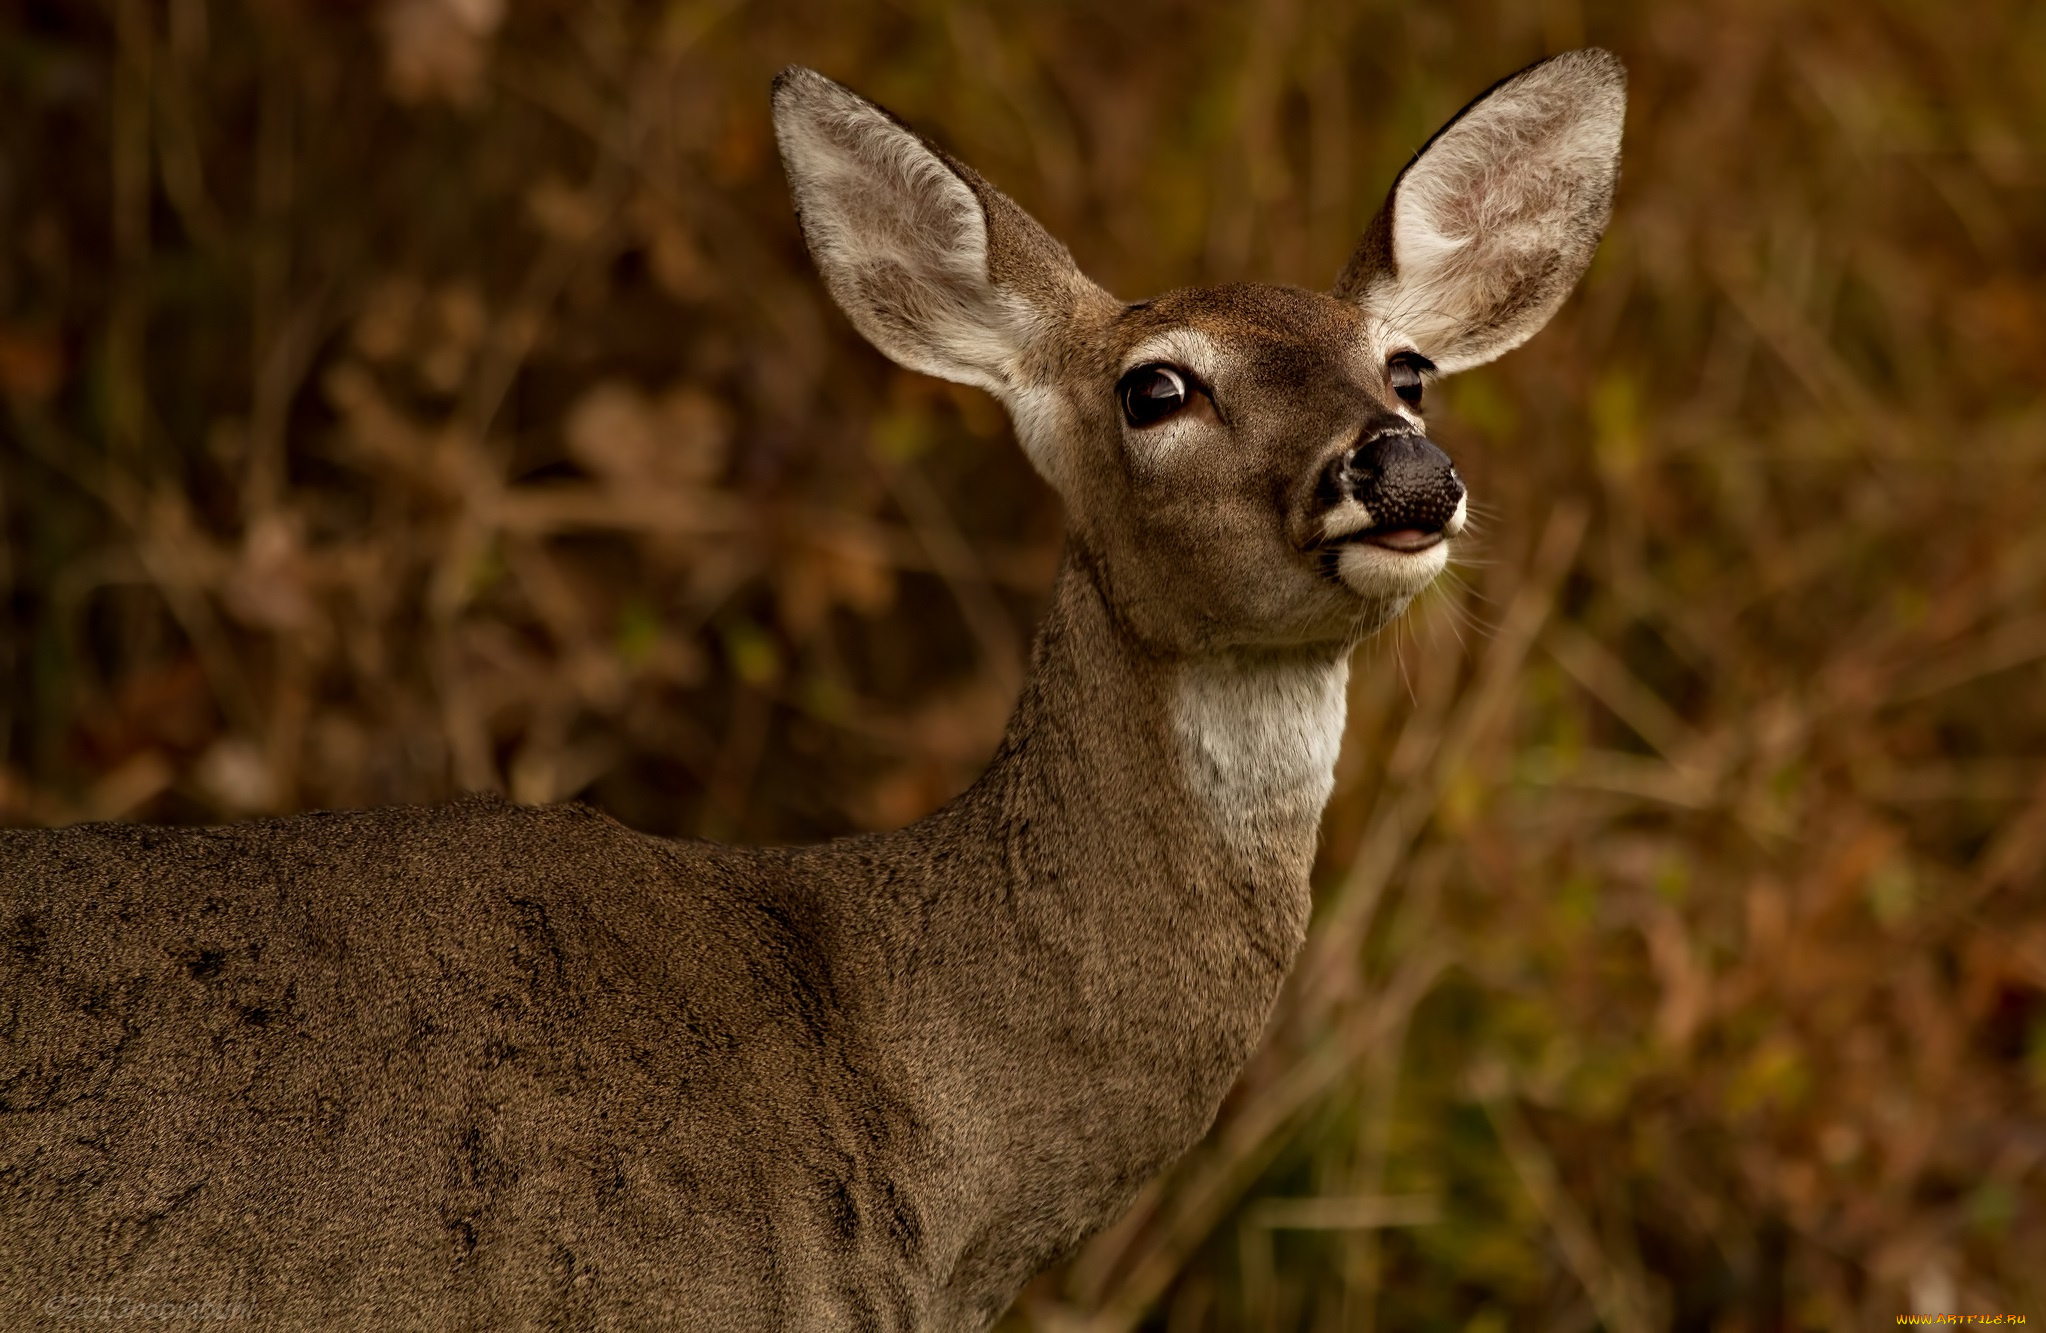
[3,1,2042,1327]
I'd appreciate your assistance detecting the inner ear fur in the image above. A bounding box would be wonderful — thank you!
[771,66,1100,399]
[1334,48,1626,375]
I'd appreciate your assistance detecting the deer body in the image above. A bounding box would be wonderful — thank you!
[2,53,1624,1330]
[3,561,1335,1328]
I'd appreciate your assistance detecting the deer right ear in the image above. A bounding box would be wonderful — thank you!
[1335,49,1626,375]
[772,68,1099,420]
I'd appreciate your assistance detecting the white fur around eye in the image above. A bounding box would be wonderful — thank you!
[1120,329,1222,388]
[1117,329,1223,469]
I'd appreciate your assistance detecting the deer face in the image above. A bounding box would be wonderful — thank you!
[773,51,1624,655]
[1022,282,1469,652]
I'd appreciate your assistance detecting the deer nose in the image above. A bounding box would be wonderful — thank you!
[1339,432,1465,535]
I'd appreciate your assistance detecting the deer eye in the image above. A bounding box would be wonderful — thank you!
[1119,364,1189,427]
[1389,354,1432,408]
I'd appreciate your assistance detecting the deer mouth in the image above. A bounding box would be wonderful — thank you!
[1314,493,1465,599]
[1347,525,1445,554]
[1315,518,1450,557]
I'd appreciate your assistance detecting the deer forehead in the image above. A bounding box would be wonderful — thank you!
[1117,285,1358,361]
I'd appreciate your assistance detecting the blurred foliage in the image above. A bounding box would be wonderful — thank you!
[3,0,2044,1328]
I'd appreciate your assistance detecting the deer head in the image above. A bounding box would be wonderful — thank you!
[773,51,1625,655]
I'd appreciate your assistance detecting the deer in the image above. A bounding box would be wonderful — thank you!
[1,50,1624,1331]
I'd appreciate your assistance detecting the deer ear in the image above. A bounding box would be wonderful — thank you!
[1334,49,1626,375]
[772,67,1098,402]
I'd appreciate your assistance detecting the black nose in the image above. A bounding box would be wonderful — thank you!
[1339,432,1464,533]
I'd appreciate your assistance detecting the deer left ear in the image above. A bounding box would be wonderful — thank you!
[1335,49,1626,375]
[772,66,1112,493]
[771,66,1101,394]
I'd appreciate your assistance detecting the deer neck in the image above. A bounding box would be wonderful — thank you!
[975,550,1348,977]
[879,549,1348,1292]
[1004,545,1350,870]
[991,544,1346,1054]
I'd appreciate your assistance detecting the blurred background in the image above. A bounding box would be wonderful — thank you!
[2,0,2042,1326]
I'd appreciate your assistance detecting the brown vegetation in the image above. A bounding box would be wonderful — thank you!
[2,0,2041,1326]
